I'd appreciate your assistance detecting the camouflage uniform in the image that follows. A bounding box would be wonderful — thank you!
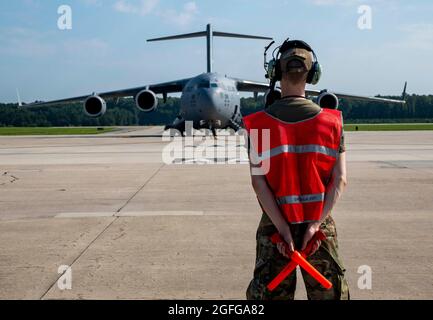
[246,213,350,300]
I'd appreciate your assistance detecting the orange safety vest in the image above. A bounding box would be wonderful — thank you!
[243,108,343,224]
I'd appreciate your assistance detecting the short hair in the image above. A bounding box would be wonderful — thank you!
[282,66,308,85]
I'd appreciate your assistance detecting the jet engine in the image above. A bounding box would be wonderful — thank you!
[83,95,106,117]
[316,91,339,109]
[135,89,158,112]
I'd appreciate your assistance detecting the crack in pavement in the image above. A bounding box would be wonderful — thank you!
[39,163,165,300]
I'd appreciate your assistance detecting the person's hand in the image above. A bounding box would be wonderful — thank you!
[301,221,322,254]
[308,238,322,255]
[277,226,295,258]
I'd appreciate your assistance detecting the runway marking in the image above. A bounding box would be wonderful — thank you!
[55,212,115,218]
[45,164,167,299]
[115,163,165,214]
[116,210,204,217]
[54,211,205,218]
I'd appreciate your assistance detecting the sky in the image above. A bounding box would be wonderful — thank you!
[0,0,432,103]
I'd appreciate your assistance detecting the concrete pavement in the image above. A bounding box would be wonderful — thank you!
[1,127,432,299]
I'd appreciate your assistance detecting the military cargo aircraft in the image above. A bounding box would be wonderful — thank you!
[18,24,406,134]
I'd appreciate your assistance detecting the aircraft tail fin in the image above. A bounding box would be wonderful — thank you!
[147,24,272,73]
[402,81,407,101]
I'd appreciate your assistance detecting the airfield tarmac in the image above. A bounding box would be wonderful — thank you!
[0,126,432,300]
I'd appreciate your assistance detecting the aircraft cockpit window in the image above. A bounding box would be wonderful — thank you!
[198,81,210,88]
[210,83,218,88]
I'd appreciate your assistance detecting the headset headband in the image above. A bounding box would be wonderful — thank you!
[278,39,317,61]
[279,39,313,55]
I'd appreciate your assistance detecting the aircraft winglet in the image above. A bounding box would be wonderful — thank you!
[16,88,22,107]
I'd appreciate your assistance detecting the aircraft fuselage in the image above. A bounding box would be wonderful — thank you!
[177,73,241,131]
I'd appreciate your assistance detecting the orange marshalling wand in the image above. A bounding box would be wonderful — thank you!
[267,230,332,291]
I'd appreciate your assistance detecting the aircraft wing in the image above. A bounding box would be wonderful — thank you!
[305,89,406,104]
[235,79,269,93]
[234,78,406,104]
[18,77,193,108]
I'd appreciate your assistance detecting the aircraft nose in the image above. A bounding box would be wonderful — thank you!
[198,89,218,115]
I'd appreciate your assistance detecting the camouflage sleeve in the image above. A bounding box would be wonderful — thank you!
[339,130,346,153]
[338,112,346,154]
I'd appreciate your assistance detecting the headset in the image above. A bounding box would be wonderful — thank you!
[264,38,322,106]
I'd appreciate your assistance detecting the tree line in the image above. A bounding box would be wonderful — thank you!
[0,94,432,127]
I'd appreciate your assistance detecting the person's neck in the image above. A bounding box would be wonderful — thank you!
[280,81,306,98]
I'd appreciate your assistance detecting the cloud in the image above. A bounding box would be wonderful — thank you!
[0,27,109,59]
[63,38,110,57]
[309,0,363,6]
[22,0,40,7]
[113,0,198,26]
[113,0,159,15]
[0,27,56,56]
[159,2,198,27]
[80,0,103,6]
[391,23,433,51]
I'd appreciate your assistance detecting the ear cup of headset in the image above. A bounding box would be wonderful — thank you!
[312,62,322,85]
[307,61,322,85]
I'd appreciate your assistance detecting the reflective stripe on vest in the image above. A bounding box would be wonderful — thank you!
[259,144,338,161]
[276,193,325,205]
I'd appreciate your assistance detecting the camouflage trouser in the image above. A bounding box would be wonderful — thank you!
[246,213,350,300]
